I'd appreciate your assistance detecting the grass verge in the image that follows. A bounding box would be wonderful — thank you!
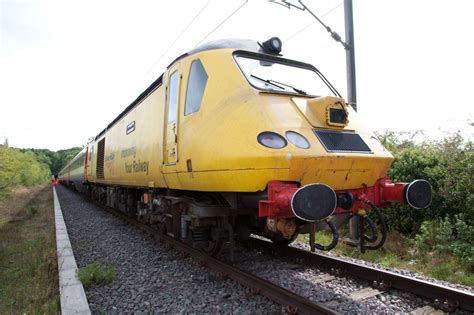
[78,263,116,287]
[0,184,59,314]
[0,186,44,229]
[299,230,474,288]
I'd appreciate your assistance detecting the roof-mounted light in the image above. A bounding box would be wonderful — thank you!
[260,37,282,54]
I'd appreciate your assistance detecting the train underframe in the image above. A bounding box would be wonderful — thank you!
[74,183,258,256]
[62,177,431,257]
[65,181,304,256]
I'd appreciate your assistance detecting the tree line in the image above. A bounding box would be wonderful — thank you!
[0,143,81,196]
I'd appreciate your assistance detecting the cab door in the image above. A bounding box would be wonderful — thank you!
[164,65,180,166]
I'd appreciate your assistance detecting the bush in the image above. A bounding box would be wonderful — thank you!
[451,214,474,263]
[414,214,473,264]
[377,130,473,267]
[377,131,473,234]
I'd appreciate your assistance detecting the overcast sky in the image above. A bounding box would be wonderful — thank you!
[1,0,473,150]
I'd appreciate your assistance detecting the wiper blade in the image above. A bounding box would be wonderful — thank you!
[250,74,307,95]
[267,78,307,95]
[250,74,285,90]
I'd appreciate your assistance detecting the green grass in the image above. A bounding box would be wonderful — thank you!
[299,230,474,288]
[0,185,59,314]
[77,263,116,287]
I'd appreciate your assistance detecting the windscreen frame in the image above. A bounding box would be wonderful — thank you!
[232,50,341,98]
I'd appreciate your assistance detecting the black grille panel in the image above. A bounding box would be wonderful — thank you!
[315,130,371,153]
[96,138,105,179]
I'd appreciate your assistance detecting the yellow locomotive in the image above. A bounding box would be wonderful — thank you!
[59,37,431,254]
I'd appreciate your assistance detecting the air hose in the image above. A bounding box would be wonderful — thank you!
[313,219,339,251]
[362,201,388,250]
[363,217,378,243]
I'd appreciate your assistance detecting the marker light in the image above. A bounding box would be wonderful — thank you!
[261,37,282,54]
[286,131,310,149]
[257,132,287,149]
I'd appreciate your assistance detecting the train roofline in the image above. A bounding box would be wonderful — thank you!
[92,38,335,141]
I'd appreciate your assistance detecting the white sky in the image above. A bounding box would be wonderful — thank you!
[1,0,473,150]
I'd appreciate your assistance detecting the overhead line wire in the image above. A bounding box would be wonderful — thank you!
[284,2,343,43]
[145,0,211,75]
[194,0,249,47]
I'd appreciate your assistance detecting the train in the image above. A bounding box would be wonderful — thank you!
[59,37,432,255]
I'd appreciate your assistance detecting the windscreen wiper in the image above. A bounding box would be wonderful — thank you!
[250,74,308,95]
[250,74,285,90]
[266,79,307,95]
[250,74,307,95]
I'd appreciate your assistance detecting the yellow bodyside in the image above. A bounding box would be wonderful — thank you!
[91,86,167,188]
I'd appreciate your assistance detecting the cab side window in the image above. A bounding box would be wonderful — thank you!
[168,71,180,123]
[185,59,208,116]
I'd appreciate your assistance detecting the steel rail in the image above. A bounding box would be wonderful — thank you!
[95,203,337,315]
[248,238,474,312]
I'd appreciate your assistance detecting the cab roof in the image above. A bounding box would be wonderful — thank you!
[166,38,267,69]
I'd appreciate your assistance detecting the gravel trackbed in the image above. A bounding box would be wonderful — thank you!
[56,186,280,313]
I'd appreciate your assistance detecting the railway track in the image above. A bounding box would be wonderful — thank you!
[97,202,335,315]
[246,238,474,313]
[83,194,473,314]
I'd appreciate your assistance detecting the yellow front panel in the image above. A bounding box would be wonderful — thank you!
[171,49,393,192]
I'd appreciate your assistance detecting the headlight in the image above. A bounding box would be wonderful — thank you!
[286,131,310,149]
[257,132,287,149]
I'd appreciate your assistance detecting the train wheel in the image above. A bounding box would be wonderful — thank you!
[202,238,224,256]
[192,227,224,256]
